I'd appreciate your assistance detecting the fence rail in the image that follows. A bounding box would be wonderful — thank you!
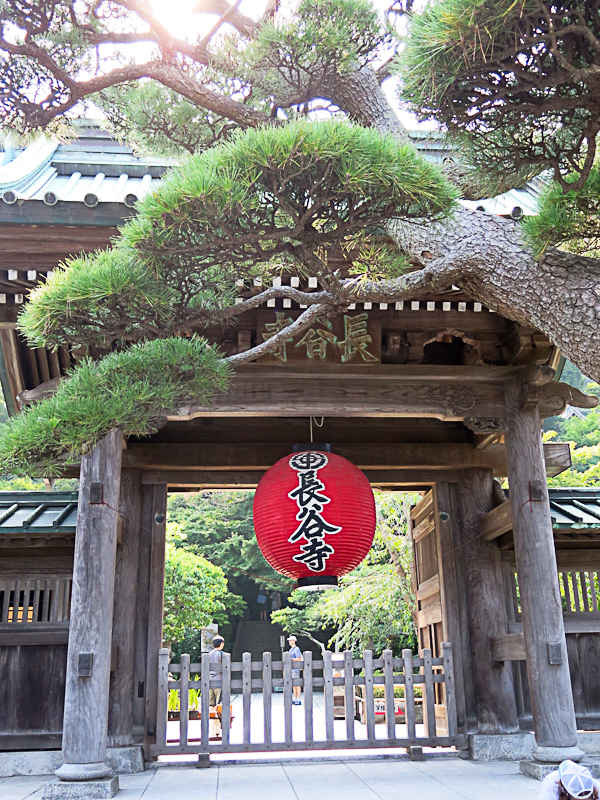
[152,643,465,757]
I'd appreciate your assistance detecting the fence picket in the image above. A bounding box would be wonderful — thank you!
[580,572,590,612]
[303,651,313,743]
[572,571,582,612]
[12,580,21,623]
[200,653,210,753]
[343,651,354,741]
[324,650,334,741]
[363,649,376,740]
[243,652,251,744]
[32,580,41,623]
[283,651,293,743]
[422,648,436,738]
[402,648,416,741]
[221,652,231,746]
[383,649,396,740]
[156,648,169,750]
[41,580,50,622]
[592,572,599,612]
[442,642,458,737]
[179,653,190,747]
[263,652,272,745]
[1,581,9,623]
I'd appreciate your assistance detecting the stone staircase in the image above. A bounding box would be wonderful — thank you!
[232,620,285,662]
[232,620,323,664]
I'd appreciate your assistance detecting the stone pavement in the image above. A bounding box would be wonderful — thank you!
[0,758,541,800]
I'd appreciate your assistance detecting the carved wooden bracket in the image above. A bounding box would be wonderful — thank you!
[463,417,507,434]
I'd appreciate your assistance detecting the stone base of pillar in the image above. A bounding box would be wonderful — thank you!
[533,745,585,763]
[55,763,112,781]
[459,732,535,761]
[520,759,600,781]
[42,776,119,799]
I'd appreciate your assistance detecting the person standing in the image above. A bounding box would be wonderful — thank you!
[287,635,302,705]
[208,635,225,739]
[257,587,269,621]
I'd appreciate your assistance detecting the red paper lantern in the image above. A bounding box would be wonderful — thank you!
[253,445,376,589]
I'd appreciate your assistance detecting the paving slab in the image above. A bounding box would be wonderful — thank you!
[0,758,544,800]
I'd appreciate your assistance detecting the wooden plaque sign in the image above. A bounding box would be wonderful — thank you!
[257,310,381,364]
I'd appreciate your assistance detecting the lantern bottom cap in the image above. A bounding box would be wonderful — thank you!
[297,575,338,591]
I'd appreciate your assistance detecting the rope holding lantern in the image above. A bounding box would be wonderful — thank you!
[253,444,376,590]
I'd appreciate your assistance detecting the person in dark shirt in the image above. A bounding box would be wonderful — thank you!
[208,636,224,738]
[287,635,302,705]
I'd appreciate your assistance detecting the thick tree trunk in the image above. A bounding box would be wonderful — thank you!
[326,70,600,382]
[386,211,600,382]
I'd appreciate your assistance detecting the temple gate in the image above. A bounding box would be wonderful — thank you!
[1,128,599,791]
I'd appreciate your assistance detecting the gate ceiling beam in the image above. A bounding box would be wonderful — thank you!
[167,367,593,421]
[123,442,570,477]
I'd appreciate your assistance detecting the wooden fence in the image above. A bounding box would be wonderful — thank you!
[151,643,465,757]
[0,575,72,625]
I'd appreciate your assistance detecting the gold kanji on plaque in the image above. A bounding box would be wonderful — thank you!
[337,313,378,363]
[258,310,380,364]
[296,321,337,359]
[262,312,294,361]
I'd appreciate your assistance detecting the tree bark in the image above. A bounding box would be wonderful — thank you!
[325,69,600,382]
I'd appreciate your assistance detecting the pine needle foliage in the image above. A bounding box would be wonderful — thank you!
[246,0,388,85]
[0,337,231,477]
[525,166,600,257]
[18,119,456,350]
[397,0,600,190]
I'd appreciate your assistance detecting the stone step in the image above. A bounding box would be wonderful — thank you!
[520,759,600,781]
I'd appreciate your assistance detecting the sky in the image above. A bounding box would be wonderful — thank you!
[145,0,432,130]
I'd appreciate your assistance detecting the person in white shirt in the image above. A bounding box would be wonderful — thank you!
[538,760,599,800]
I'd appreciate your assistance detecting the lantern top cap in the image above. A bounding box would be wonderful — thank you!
[290,443,332,454]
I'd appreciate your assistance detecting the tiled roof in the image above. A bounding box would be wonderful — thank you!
[0,127,543,218]
[0,492,78,534]
[547,489,600,529]
[0,128,171,209]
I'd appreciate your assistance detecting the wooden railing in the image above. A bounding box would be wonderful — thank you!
[151,643,465,757]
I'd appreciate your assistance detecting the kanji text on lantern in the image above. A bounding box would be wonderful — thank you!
[287,452,342,572]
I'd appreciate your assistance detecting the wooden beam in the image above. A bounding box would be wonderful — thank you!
[455,469,519,733]
[0,329,25,413]
[0,621,69,646]
[505,380,579,756]
[416,575,440,602]
[108,469,142,747]
[481,501,513,541]
[140,468,452,489]
[56,428,123,781]
[143,483,168,760]
[490,633,526,662]
[172,366,512,421]
[165,368,592,420]
[434,482,468,734]
[417,604,442,627]
[124,442,570,477]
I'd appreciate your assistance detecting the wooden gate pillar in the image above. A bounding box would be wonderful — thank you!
[505,381,583,762]
[108,469,143,746]
[456,468,519,733]
[56,429,123,781]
